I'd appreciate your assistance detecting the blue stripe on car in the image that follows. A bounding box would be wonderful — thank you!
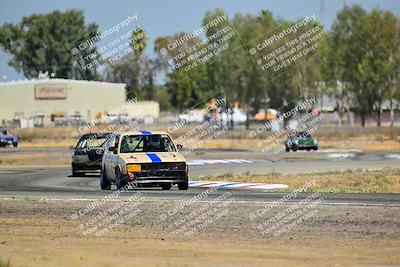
[140,131,152,135]
[147,153,162,162]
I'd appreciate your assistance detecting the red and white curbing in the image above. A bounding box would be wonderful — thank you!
[189,181,288,190]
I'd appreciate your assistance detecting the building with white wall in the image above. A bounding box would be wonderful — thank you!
[0,79,126,125]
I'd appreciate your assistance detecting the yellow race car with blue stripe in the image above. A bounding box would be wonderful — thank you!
[100,131,188,190]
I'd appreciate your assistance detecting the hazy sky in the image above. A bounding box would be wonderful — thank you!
[0,0,399,81]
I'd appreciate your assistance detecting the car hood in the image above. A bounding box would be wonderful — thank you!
[120,152,186,164]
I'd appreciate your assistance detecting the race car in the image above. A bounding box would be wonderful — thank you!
[0,129,18,148]
[285,131,318,152]
[71,132,112,176]
[100,131,188,190]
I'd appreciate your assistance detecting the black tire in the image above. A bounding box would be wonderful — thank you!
[72,166,84,177]
[13,143,18,148]
[115,168,129,190]
[292,147,298,152]
[314,147,318,151]
[161,183,172,190]
[100,168,111,190]
[178,177,189,190]
[72,166,78,177]
[285,147,290,152]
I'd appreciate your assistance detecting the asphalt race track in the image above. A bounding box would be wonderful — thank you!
[0,149,399,205]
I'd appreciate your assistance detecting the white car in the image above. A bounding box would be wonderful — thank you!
[100,131,188,190]
[219,107,247,124]
[176,110,204,123]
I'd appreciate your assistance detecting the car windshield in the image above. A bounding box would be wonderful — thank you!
[120,134,176,153]
[76,135,109,149]
[297,132,311,138]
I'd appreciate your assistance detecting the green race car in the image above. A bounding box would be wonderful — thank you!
[285,131,318,152]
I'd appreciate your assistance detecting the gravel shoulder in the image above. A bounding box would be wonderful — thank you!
[0,199,399,266]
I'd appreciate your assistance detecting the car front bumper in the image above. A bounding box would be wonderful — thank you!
[127,163,188,184]
[135,170,187,184]
[0,140,16,145]
[72,162,102,173]
[296,145,318,150]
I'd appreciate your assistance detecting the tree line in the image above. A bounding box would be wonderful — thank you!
[0,5,399,126]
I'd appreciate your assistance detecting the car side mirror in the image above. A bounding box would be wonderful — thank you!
[108,146,118,154]
[176,144,183,150]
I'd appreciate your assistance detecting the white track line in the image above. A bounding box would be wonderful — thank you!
[1,197,399,207]
[189,181,288,190]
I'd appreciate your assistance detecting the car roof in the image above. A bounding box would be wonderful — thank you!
[119,131,170,136]
[80,132,113,138]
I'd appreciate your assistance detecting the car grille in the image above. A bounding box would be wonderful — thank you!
[140,162,186,171]
[141,163,169,171]
[134,163,186,180]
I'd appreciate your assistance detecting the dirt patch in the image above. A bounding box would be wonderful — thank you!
[0,152,70,166]
[0,199,399,266]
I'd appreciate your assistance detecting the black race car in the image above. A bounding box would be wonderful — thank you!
[71,132,112,176]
